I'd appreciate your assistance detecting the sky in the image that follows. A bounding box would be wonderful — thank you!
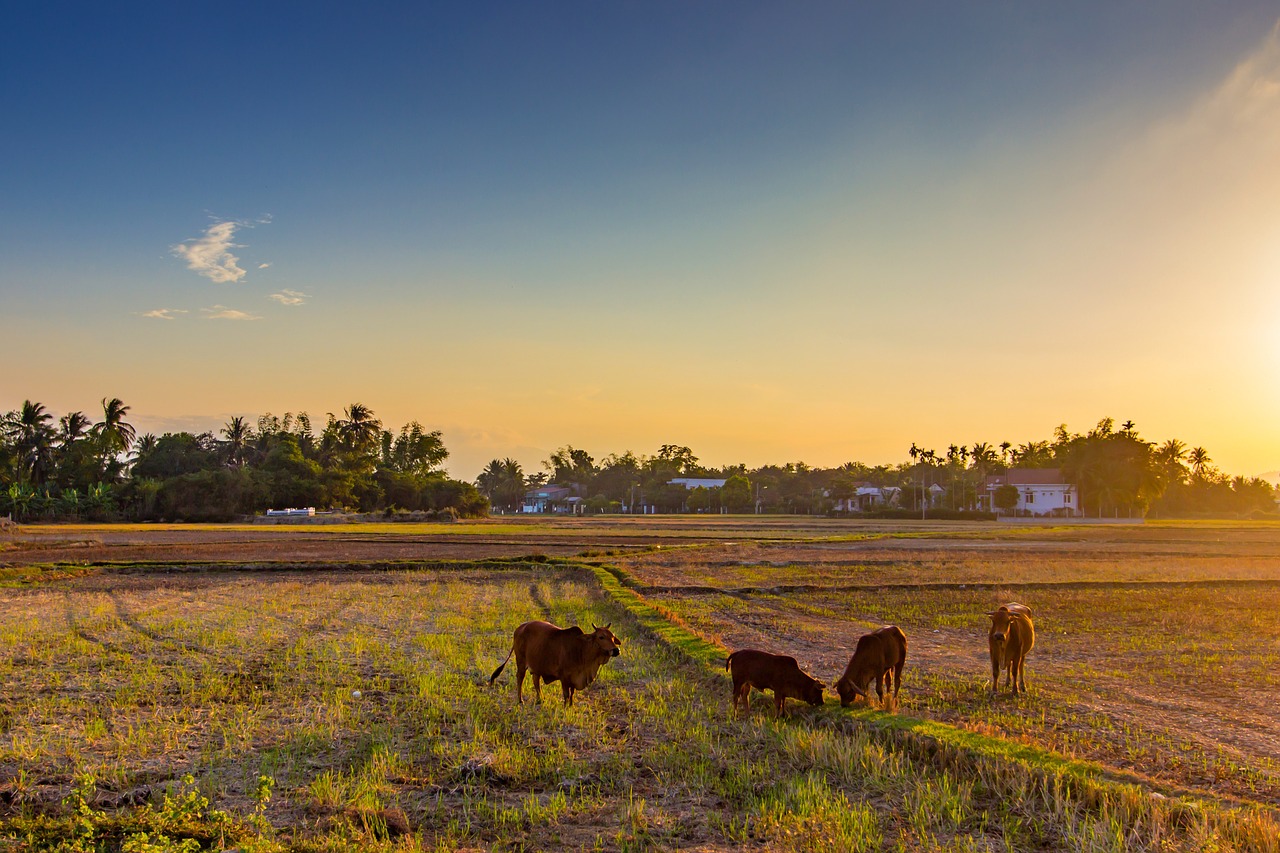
[3,2,1279,481]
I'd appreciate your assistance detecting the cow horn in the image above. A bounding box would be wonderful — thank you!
[592,623,599,631]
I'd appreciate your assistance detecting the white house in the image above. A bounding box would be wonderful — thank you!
[829,484,900,512]
[521,485,575,513]
[980,469,1079,517]
[668,477,728,490]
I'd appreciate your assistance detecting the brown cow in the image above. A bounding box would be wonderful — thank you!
[725,649,825,717]
[835,625,907,708]
[489,620,621,706]
[987,603,1034,694]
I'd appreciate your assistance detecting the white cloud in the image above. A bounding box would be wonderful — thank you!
[268,289,309,306]
[139,308,187,320]
[258,262,272,269]
[172,219,262,283]
[202,305,261,320]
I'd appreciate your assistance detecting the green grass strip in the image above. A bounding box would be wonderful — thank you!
[580,558,1280,828]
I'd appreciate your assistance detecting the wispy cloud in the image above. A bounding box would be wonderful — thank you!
[202,305,261,320]
[258,262,272,269]
[139,308,188,320]
[268,289,309,306]
[172,219,265,283]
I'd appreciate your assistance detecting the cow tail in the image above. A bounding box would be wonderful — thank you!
[489,647,514,685]
[725,651,736,672]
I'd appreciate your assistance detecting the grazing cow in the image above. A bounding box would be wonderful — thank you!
[489,620,621,706]
[835,625,907,708]
[987,603,1035,694]
[725,649,825,717]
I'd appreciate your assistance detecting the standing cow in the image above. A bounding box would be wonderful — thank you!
[725,649,825,717]
[835,625,907,708]
[987,603,1034,694]
[489,620,621,706]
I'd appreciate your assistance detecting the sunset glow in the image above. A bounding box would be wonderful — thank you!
[3,4,1278,480]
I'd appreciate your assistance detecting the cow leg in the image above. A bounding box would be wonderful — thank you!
[774,693,786,718]
[734,681,751,714]
[892,660,903,700]
[1016,655,1028,693]
[562,683,574,706]
[532,674,543,704]
[516,664,527,705]
[990,653,1001,693]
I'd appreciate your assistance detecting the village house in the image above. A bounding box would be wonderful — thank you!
[829,483,901,512]
[979,468,1080,517]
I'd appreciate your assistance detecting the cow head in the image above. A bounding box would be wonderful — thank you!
[987,606,1016,646]
[836,671,870,707]
[802,676,826,706]
[590,623,622,658]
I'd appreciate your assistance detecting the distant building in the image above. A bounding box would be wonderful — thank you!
[668,477,728,490]
[829,484,900,512]
[979,469,1079,516]
[521,484,575,513]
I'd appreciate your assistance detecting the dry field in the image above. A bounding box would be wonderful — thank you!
[612,520,1280,808]
[0,517,1278,851]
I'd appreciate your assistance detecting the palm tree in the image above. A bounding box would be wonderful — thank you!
[94,397,136,455]
[476,457,526,512]
[222,416,252,469]
[1188,447,1211,478]
[92,397,135,482]
[334,403,382,455]
[1154,439,1188,487]
[8,401,56,484]
[58,411,91,446]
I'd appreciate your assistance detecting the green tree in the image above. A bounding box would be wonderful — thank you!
[721,474,752,513]
[993,484,1019,515]
[475,457,526,512]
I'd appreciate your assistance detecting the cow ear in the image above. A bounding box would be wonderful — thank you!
[985,611,996,617]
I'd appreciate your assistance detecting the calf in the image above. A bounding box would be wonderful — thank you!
[725,649,825,717]
[489,620,622,706]
[835,625,907,708]
[987,603,1034,694]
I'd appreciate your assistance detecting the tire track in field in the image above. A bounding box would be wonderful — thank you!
[62,592,134,658]
[109,590,214,655]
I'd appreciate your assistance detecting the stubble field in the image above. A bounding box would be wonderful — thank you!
[0,518,1277,851]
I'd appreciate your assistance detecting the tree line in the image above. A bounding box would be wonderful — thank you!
[0,399,485,522]
[3,401,1275,522]
[474,419,1276,518]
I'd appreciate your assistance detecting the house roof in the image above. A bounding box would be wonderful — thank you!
[985,468,1069,488]
[669,477,728,489]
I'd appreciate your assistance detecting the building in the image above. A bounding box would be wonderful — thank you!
[521,485,575,513]
[980,469,1079,517]
[668,477,728,490]
[829,484,900,512]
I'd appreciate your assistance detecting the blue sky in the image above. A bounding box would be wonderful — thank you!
[4,3,1279,479]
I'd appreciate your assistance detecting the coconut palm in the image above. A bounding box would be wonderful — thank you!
[94,397,136,456]
[334,403,382,455]
[1188,447,1212,478]
[476,457,526,511]
[92,397,135,482]
[8,400,56,484]
[222,416,252,469]
[58,411,91,446]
